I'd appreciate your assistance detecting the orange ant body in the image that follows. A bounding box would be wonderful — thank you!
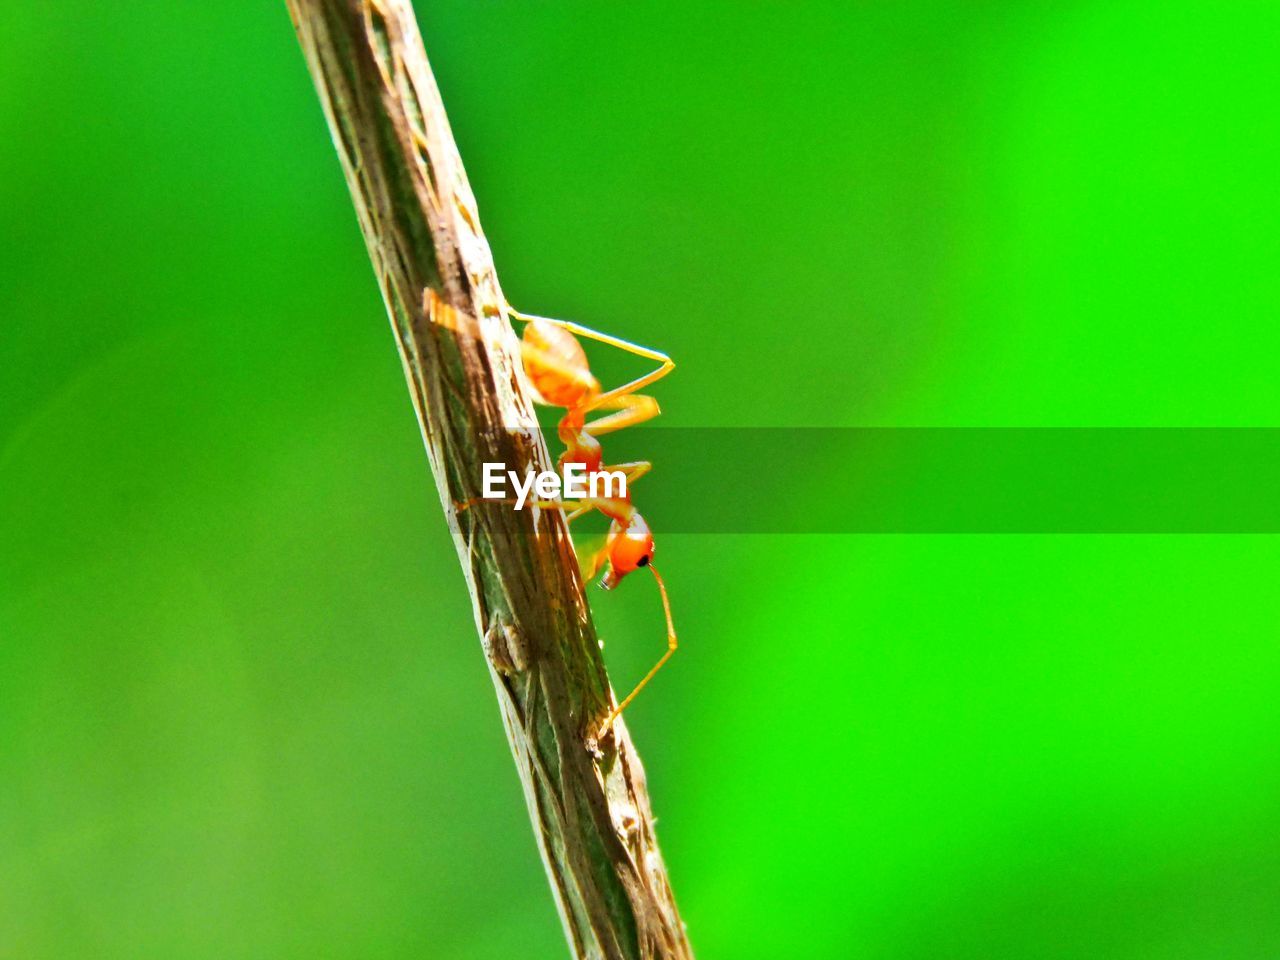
[427,291,677,733]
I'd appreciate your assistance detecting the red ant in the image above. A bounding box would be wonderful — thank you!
[426,291,677,733]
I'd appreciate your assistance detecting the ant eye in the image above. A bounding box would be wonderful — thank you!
[637,554,650,567]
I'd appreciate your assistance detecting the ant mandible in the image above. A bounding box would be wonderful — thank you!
[426,290,677,735]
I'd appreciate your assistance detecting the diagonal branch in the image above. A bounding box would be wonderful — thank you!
[284,2,693,957]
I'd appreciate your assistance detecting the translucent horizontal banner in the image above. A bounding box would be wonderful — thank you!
[453,428,1280,533]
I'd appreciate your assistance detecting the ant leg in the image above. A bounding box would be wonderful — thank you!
[563,501,595,523]
[454,496,585,518]
[425,288,477,337]
[507,308,675,411]
[583,394,661,437]
[552,462,649,515]
[454,495,517,513]
[603,460,652,483]
[589,460,651,497]
[579,542,610,582]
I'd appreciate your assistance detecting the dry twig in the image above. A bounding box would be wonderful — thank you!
[285,2,693,957]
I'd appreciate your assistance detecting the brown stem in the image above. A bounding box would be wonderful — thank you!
[284,2,693,957]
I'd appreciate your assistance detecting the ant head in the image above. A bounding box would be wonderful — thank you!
[599,513,654,590]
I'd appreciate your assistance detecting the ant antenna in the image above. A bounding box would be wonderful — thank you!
[600,563,678,735]
[650,563,675,643]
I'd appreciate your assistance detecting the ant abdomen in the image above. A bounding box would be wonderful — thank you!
[522,320,598,408]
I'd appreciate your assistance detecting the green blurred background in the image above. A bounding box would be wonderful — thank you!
[3,2,1280,957]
